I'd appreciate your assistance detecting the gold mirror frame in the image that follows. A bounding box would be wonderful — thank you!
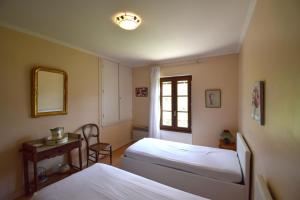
[31,66,68,117]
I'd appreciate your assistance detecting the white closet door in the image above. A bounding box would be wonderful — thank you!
[119,65,132,121]
[102,60,119,126]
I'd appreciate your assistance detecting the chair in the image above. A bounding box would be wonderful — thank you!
[81,123,112,167]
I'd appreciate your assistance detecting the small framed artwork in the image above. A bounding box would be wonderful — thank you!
[251,81,265,125]
[135,87,148,97]
[205,89,221,108]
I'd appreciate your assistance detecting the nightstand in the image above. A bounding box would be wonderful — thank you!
[219,140,236,151]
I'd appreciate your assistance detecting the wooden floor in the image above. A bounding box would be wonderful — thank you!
[16,142,132,200]
[99,142,132,167]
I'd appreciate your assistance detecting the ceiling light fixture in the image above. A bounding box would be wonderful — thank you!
[114,12,141,30]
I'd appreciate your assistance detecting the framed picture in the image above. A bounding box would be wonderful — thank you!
[251,81,265,125]
[205,89,221,108]
[135,87,148,97]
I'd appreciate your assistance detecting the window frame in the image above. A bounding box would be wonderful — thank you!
[160,75,192,133]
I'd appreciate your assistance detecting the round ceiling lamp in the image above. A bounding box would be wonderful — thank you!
[114,12,141,30]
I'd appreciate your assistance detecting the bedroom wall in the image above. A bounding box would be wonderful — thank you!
[238,0,300,199]
[0,26,132,200]
[133,54,239,147]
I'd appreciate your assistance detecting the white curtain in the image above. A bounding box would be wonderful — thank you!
[149,66,161,138]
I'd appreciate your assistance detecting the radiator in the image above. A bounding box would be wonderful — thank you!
[255,175,273,200]
[132,126,148,141]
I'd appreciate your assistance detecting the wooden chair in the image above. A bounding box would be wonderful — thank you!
[81,123,112,167]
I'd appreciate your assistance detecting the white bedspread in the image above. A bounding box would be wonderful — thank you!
[125,138,242,183]
[32,163,207,200]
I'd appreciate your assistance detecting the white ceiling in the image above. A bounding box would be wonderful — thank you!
[0,0,255,66]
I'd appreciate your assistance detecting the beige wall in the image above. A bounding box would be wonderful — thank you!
[132,67,151,127]
[0,26,131,200]
[238,0,300,199]
[133,54,239,147]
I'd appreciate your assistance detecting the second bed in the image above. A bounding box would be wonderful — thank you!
[121,132,251,200]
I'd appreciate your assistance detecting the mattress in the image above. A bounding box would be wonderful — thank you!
[32,163,207,200]
[124,138,242,183]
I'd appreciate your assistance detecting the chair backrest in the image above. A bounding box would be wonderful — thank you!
[81,123,100,146]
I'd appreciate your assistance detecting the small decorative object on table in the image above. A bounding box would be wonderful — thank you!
[50,127,64,139]
[57,163,71,174]
[219,130,236,150]
[46,127,68,145]
[220,129,233,144]
[37,167,48,183]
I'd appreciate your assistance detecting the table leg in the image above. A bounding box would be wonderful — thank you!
[68,151,73,168]
[110,146,112,165]
[79,146,82,170]
[33,160,38,192]
[23,156,29,194]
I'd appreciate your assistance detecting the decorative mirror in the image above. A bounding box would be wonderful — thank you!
[31,66,68,117]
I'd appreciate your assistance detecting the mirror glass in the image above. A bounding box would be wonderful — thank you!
[32,67,67,117]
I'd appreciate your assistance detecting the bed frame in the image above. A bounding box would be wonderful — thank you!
[121,133,251,200]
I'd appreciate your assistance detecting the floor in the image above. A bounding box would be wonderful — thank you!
[16,142,132,200]
[99,142,132,167]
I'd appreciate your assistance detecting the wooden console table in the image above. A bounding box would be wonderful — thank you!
[22,133,82,194]
[219,139,236,151]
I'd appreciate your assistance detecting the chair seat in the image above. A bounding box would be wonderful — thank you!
[90,143,112,152]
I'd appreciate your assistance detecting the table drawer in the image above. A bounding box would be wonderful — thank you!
[37,142,79,160]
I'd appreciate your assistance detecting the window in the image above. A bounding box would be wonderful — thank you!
[160,76,192,133]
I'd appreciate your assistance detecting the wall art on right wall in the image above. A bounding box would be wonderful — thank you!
[251,81,265,125]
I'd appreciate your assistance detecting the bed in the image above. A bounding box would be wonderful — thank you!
[121,132,251,200]
[32,163,208,200]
